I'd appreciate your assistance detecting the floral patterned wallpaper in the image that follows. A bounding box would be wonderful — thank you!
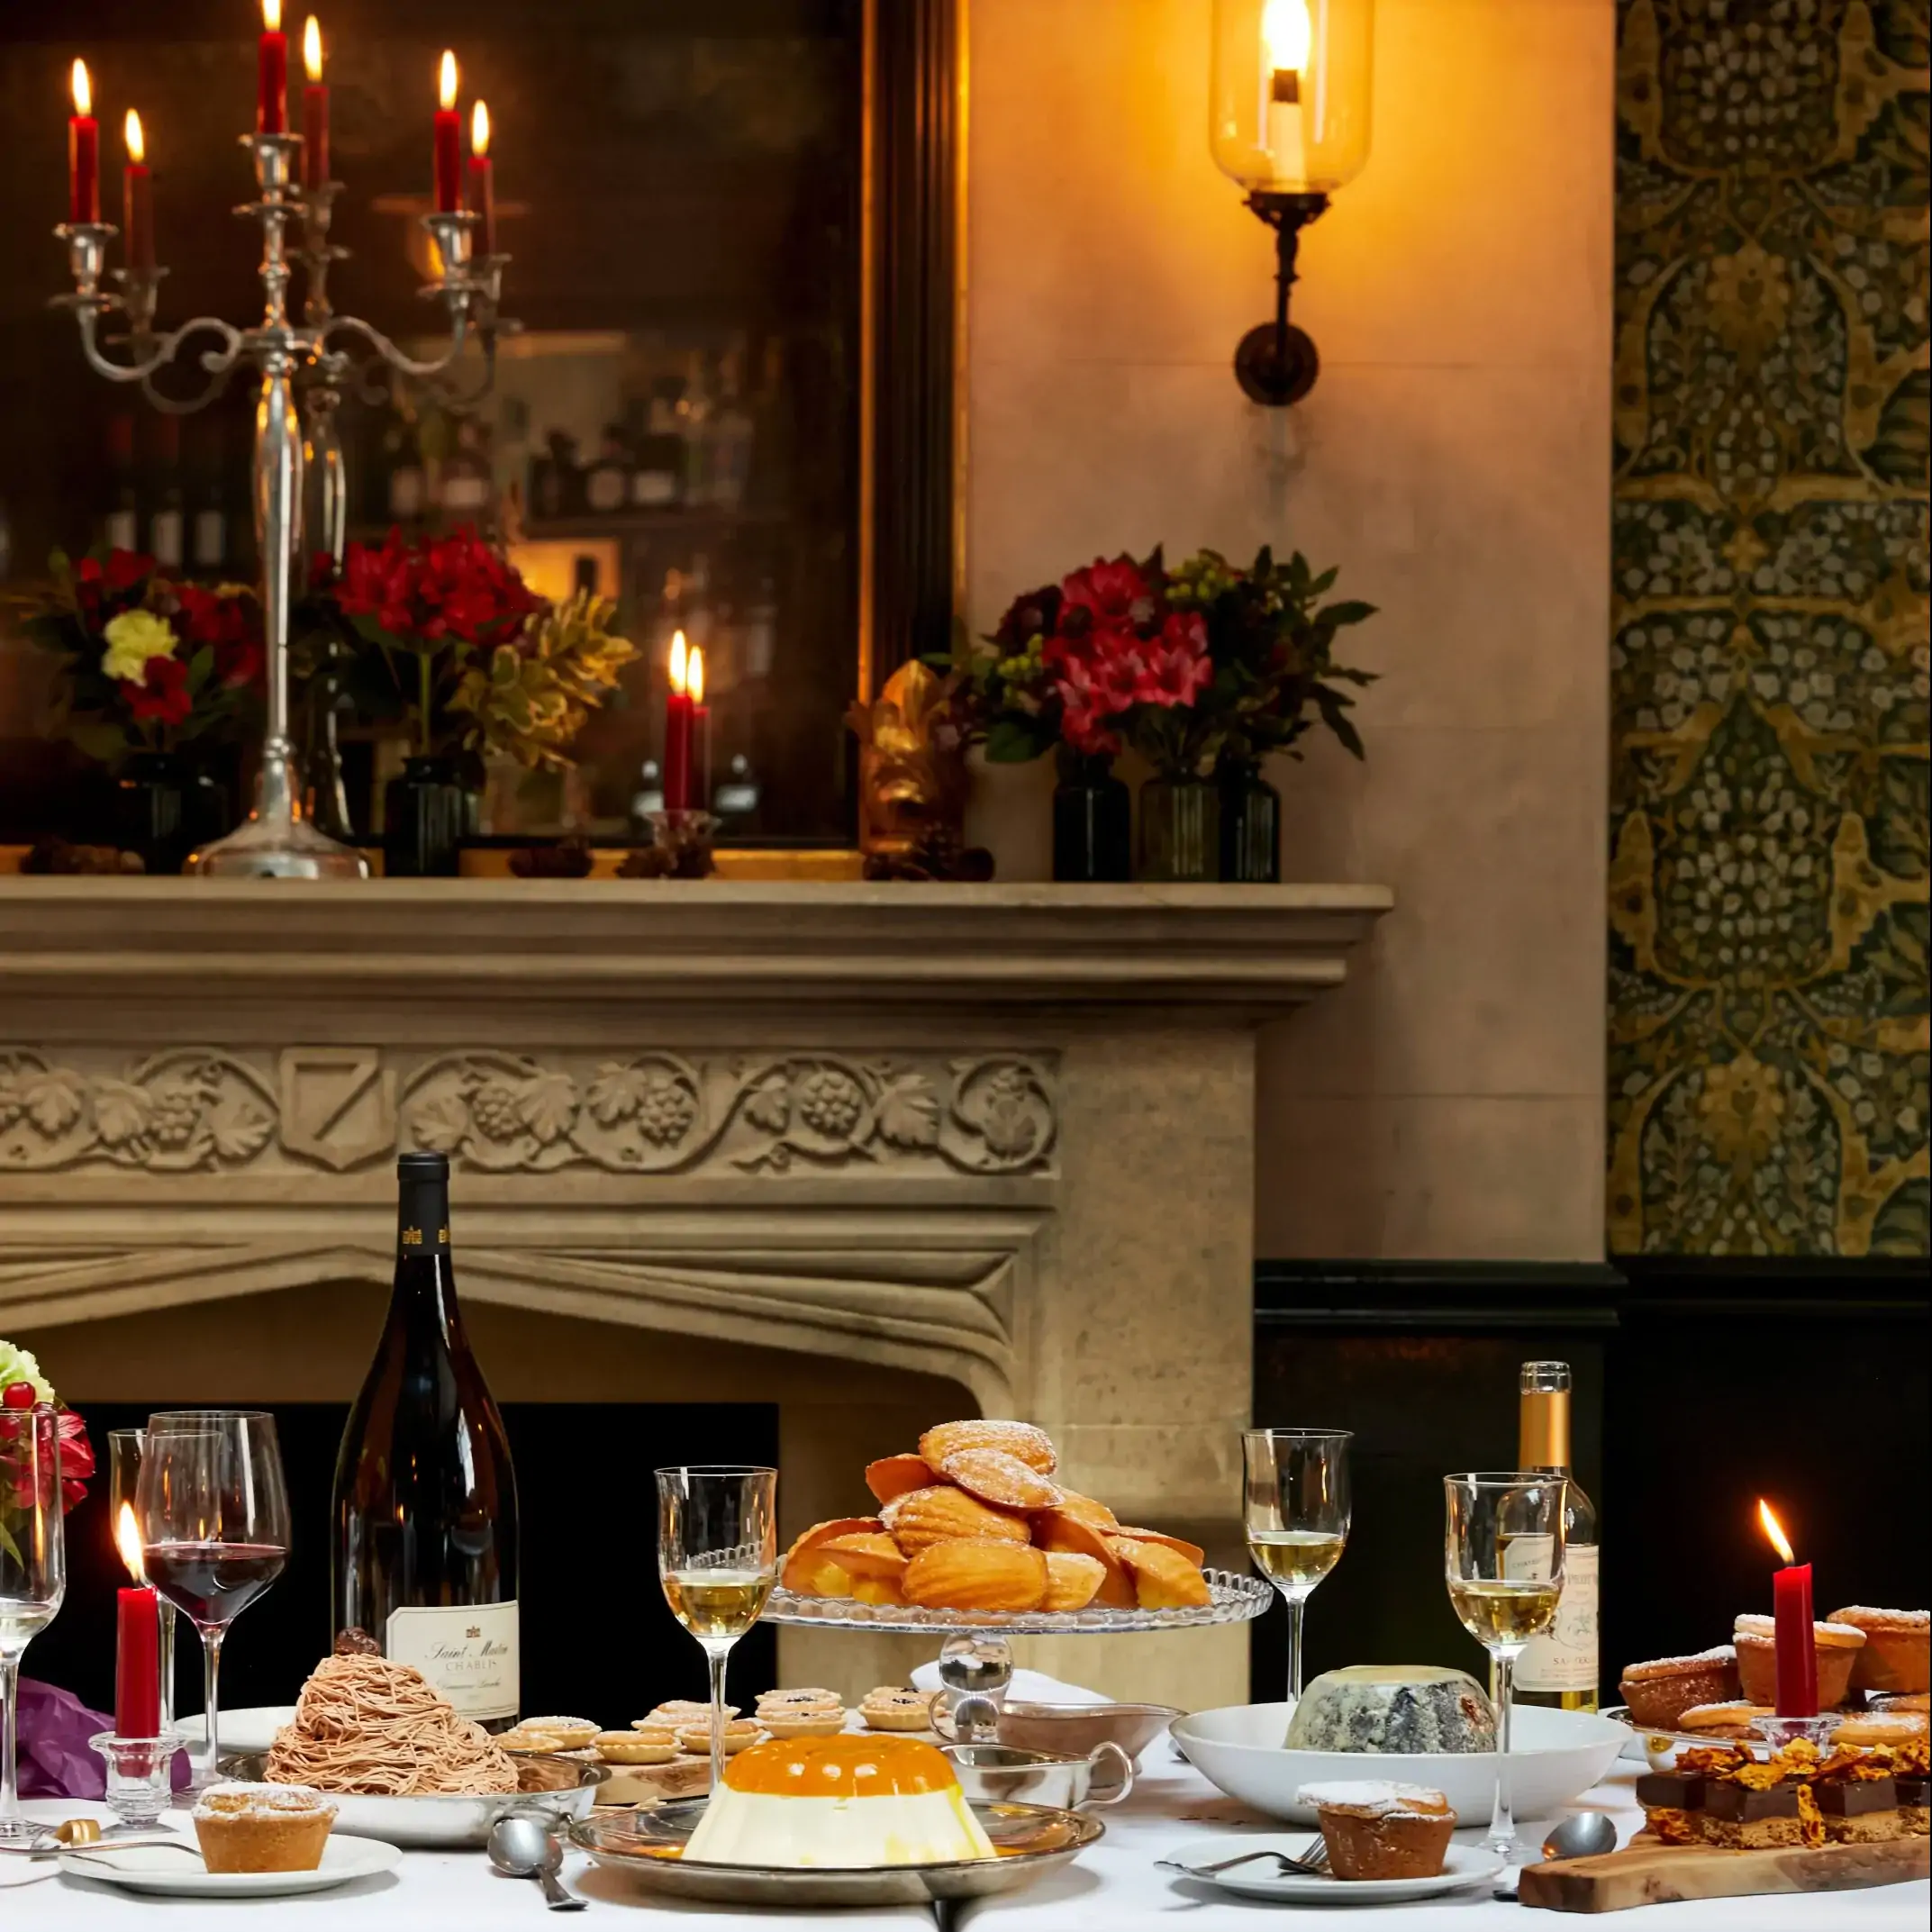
[1609,0,1929,1254]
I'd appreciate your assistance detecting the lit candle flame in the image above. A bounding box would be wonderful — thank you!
[1757,1498,1796,1565]
[124,108,145,164]
[304,15,323,82]
[115,1501,146,1583]
[1263,0,1311,73]
[72,59,92,118]
[439,50,458,113]
[688,645,705,707]
[472,99,490,157]
[668,629,690,696]
[264,0,282,32]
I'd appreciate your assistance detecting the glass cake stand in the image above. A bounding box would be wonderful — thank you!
[763,1571,1272,1734]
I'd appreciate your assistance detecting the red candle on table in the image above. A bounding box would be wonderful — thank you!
[258,0,288,134]
[68,59,100,225]
[689,645,712,812]
[664,630,694,812]
[115,1586,161,1737]
[432,50,462,214]
[1758,1499,1818,1717]
[121,111,153,276]
[301,16,329,187]
[467,100,494,255]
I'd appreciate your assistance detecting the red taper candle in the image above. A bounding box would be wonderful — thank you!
[122,110,153,276]
[115,1586,161,1737]
[663,630,694,812]
[68,60,100,226]
[1759,1500,1819,1718]
[258,0,288,134]
[467,100,494,254]
[301,16,330,187]
[432,50,462,213]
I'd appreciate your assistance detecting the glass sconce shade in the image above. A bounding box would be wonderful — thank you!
[1210,0,1375,195]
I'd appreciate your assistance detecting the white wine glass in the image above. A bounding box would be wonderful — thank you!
[1,1404,66,1846]
[107,1429,177,1735]
[657,1465,777,1794]
[1243,1428,1350,1710]
[137,1411,290,1791]
[1444,1470,1567,1860]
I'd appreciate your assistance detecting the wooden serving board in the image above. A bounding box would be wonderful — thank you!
[1519,1834,1929,1914]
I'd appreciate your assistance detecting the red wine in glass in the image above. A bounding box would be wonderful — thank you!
[145,1542,287,1627]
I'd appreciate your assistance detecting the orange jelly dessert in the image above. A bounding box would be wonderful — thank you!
[684,1734,995,1867]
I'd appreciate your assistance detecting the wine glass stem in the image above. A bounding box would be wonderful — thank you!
[1489,1649,1517,1855]
[0,1655,21,1829]
[706,1643,731,1795]
[158,1602,178,1736]
[199,1628,225,1790]
[1283,1594,1307,1707]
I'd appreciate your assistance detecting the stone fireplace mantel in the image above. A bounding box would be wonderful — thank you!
[1,878,1389,1704]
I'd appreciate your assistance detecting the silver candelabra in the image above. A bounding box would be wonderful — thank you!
[51,129,512,877]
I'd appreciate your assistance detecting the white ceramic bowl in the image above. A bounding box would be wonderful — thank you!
[1171,1701,1628,1827]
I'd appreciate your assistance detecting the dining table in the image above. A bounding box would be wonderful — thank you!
[9,1748,1927,1930]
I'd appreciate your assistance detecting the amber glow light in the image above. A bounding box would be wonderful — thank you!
[123,109,145,165]
[115,1501,146,1582]
[1757,1498,1796,1565]
[472,99,490,157]
[687,644,706,707]
[264,0,282,32]
[71,58,92,118]
[1263,0,1311,72]
[668,629,690,697]
[440,50,458,113]
[304,15,323,82]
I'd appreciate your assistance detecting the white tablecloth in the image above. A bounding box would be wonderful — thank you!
[9,1764,1929,1928]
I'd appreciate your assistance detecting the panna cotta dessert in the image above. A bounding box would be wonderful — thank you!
[685,1734,996,1868]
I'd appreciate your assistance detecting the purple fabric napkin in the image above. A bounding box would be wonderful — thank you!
[14,1678,190,1799]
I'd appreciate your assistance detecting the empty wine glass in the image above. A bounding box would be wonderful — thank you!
[657,1466,777,1793]
[138,1411,290,1791]
[1244,1428,1351,1712]
[1,1404,66,1846]
[1444,1471,1568,1860]
[107,1429,177,1735]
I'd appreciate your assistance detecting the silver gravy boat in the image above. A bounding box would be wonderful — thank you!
[940,1739,1135,1811]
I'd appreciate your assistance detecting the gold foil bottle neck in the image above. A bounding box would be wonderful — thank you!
[1519,1389,1572,1468]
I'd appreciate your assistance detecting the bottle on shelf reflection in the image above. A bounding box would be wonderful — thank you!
[712,751,760,827]
[148,413,186,574]
[190,419,230,576]
[385,412,426,524]
[630,757,665,830]
[584,424,632,516]
[440,417,494,522]
[104,414,139,555]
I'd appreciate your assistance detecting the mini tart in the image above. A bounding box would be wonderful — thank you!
[919,1419,1058,1477]
[902,1537,1048,1613]
[676,1719,766,1755]
[1302,1781,1456,1882]
[649,1700,739,1727]
[1829,1608,1930,1697]
[759,1706,848,1739]
[192,1782,338,1875]
[880,1484,1032,1556]
[1619,1646,1742,1730]
[940,1447,1064,1512]
[1736,1615,1865,1709]
[498,1728,572,1755]
[860,1687,935,1733]
[519,1715,602,1750]
[756,1688,843,1713]
[1677,1701,1773,1740]
[1107,1535,1211,1610]
[595,1731,680,1764]
[629,1721,680,1741]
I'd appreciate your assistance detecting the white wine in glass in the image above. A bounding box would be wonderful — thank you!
[1243,1429,1351,1710]
[0,1406,66,1847]
[1444,1471,1567,1862]
[657,1465,777,1795]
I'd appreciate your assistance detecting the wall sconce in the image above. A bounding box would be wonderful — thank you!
[1210,0,1374,404]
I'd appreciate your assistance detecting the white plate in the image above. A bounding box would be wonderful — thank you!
[1171,1702,1628,1827]
[175,1706,297,1754]
[59,1833,400,1898]
[1168,1835,1504,1904]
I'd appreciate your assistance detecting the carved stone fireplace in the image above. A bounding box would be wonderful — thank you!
[0,878,1388,1707]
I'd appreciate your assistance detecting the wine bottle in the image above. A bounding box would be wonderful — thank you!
[331,1152,520,1725]
[1512,1360,1600,1711]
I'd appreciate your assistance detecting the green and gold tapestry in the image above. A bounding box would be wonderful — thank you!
[1610,0,1929,1254]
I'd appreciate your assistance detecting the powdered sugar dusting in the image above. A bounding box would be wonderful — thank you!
[1298,1780,1451,1819]
[1735,1614,1864,1641]
[1829,1608,1929,1629]
[194,1780,337,1821]
[1622,1645,1737,1675]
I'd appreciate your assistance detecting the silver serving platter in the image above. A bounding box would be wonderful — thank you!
[762,1567,1271,1636]
[570,1796,1103,1906]
[220,1750,609,1849]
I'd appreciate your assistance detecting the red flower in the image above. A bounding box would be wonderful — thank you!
[122,653,193,727]
[56,1410,95,1512]
[0,1395,93,1514]
[175,585,265,688]
[336,525,540,650]
[1060,556,1160,633]
[104,549,156,593]
[1131,612,1213,709]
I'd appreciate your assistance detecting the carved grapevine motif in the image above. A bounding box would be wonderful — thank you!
[0,1051,277,1173]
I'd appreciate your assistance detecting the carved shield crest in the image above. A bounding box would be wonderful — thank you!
[277,1049,396,1172]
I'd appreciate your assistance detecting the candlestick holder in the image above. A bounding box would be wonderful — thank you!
[50,122,514,878]
[89,1732,185,1828]
[1749,1714,1841,1753]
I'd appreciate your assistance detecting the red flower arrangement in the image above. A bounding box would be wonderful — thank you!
[0,1351,94,1516]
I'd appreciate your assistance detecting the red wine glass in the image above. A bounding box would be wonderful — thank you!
[136,1411,290,1791]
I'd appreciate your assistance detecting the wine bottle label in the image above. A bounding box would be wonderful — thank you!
[1514,1543,1600,1692]
[150,510,185,570]
[105,510,140,553]
[385,1601,519,1720]
[193,510,226,569]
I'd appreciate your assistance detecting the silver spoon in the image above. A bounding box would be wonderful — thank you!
[1493,1810,1619,1897]
[488,1814,585,1911]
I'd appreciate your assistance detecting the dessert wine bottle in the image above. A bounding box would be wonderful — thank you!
[1512,1359,1600,1711]
[331,1152,520,1725]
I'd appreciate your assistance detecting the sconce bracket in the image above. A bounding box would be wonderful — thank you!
[1237,190,1330,407]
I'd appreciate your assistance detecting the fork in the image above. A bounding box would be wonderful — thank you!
[1160,1838,1330,1879]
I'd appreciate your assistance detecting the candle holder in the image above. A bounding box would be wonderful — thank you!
[1749,1714,1841,1753]
[89,1732,185,1828]
[623,810,719,879]
[50,119,514,878]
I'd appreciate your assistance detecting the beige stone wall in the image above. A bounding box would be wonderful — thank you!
[966,0,1614,1260]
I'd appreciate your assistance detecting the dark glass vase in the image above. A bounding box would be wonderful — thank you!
[1052,751,1132,882]
[1219,757,1283,883]
[1135,776,1221,882]
[116,751,228,876]
[384,755,473,877]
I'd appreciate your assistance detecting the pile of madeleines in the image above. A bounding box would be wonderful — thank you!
[782,1418,1213,1616]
